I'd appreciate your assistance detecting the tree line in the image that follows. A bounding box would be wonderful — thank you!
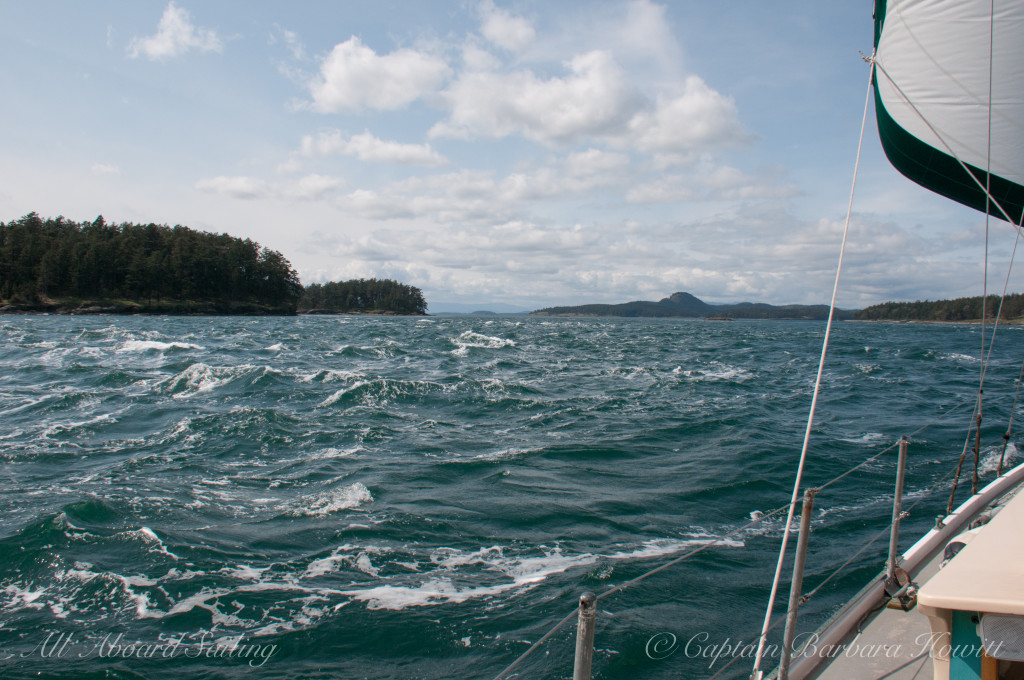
[299,279,427,315]
[0,213,426,315]
[0,213,303,312]
[855,293,1024,322]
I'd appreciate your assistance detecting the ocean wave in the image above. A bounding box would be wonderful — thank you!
[319,381,370,407]
[161,363,241,396]
[159,363,283,398]
[838,432,888,444]
[338,536,744,611]
[42,410,118,438]
[117,340,203,353]
[0,529,747,636]
[341,545,593,610]
[979,442,1019,475]
[318,377,448,408]
[300,368,363,384]
[130,527,180,559]
[283,483,374,517]
[681,362,753,382]
[450,331,516,356]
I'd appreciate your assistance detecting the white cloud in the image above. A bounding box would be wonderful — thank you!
[479,1,535,52]
[195,176,270,200]
[195,174,344,201]
[338,189,416,220]
[431,50,640,145]
[281,29,305,60]
[127,2,222,61]
[497,153,628,201]
[288,174,346,200]
[297,202,968,308]
[626,161,795,204]
[624,76,751,154]
[328,151,633,224]
[564,149,630,175]
[614,0,682,74]
[300,130,447,166]
[428,51,747,155]
[460,43,502,72]
[91,164,120,176]
[334,170,505,223]
[268,26,306,61]
[625,177,700,203]
[306,37,450,112]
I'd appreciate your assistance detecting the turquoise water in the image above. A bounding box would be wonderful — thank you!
[0,315,1020,679]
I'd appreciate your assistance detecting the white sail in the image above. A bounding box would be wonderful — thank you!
[873,0,1024,224]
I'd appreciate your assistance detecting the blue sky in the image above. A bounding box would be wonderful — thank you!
[2,1,1019,312]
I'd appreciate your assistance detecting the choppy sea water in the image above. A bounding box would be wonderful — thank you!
[0,314,1021,679]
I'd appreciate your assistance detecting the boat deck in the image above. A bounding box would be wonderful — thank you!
[805,477,1024,680]
[812,552,941,680]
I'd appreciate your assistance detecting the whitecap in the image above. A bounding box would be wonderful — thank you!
[222,565,270,580]
[980,442,1018,475]
[307,447,363,460]
[450,331,515,356]
[300,369,362,384]
[285,483,373,517]
[133,527,180,559]
[161,363,257,397]
[318,381,370,407]
[682,363,753,382]
[344,578,510,610]
[2,584,48,610]
[604,536,744,560]
[838,432,888,444]
[942,352,979,363]
[117,340,202,353]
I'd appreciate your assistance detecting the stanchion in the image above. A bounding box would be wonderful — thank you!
[573,592,597,680]
[779,487,816,680]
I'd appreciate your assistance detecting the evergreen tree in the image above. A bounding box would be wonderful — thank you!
[0,213,303,313]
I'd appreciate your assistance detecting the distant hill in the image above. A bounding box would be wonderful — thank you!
[531,292,855,320]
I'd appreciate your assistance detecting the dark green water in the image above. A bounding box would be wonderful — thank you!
[0,315,1020,679]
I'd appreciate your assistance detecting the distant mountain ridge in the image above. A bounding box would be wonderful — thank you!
[531,292,854,320]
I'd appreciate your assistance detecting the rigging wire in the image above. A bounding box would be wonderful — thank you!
[976,0,996,495]
[749,58,876,680]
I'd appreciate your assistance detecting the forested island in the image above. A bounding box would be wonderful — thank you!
[299,279,426,315]
[0,213,426,315]
[854,293,1024,323]
[532,292,855,320]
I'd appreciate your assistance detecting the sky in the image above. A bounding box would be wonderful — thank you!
[2,1,1021,312]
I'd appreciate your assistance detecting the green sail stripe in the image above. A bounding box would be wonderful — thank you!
[873,0,887,50]
[873,84,1024,225]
